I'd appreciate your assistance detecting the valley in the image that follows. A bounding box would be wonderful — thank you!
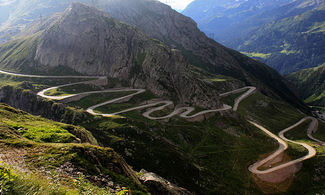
[183,0,325,74]
[0,67,324,194]
[0,0,324,194]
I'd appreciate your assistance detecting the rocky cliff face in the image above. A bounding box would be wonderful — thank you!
[0,0,306,110]
[100,0,306,108]
[1,3,221,108]
[0,85,91,124]
[100,0,246,77]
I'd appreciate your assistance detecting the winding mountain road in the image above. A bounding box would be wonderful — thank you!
[249,117,321,174]
[0,70,252,120]
[0,70,323,176]
[0,70,102,79]
[220,86,256,111]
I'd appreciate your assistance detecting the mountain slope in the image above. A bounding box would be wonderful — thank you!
[0,0,307,111]
[2,56,325,194]
[239,5,325,74]
[182,0,293,42]
[183,0,325,74]
[0,103,147,194]
[68,0,309,111]
[0,3,225,109]
[286,63,325,106]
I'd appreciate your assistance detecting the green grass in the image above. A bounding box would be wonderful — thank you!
[241,52,271,59]
[205,75,232,82]
[92,91,156,114]
[238,92,305,133]
[44,83,102,96]
[0,77,21,88]
[3,120,77,143]
[0,104,148,194]
[282,119,323,159]
[68,91,135,109]
[208,78,227,82]
[286,63,325,107]
[141,104,173,117]
[0,159,139,195]
[0,34,40,73]
[236,92,311,162]
[285,120,312,141]
[44,87,72,96]
[82,105,278,194]
[313,121,325,142]
[0,104,78,143]
[136,53,146,66]
[280,49,298,55]
[95,103,136,115]
[181,106,208,116]
[1,75,324,194]
[220,89,248,107]
[276,119,325,194]
[62,83,314,194]
[306,21,325,33]
[305,91,325,103]
[0,74,94,92]
[0,162,79,195]
[238,5,325,75]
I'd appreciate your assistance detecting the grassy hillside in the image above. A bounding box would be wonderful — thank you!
[80,89,325,194]
[0,34,40,72]
[0,103,147,194]
[184,0,325,74]
[40,80,322,193]
[239,5,325,74]
[237,92,325,194]
[286,63,325,106]
[1,73,325,194]
[82,108,279,194]
[0,33,85,76]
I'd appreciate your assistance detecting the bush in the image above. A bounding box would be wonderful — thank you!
[0,163,15,194]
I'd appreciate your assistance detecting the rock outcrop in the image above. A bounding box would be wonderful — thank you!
[0,0,307,111]
[0,85,91,125]
[1,3,222,108]
[139,169,192,195]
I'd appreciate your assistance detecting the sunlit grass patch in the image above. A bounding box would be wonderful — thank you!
[241,52,271,59]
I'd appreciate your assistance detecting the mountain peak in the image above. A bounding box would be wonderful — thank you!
[1,2,223,108]
[62,2,113,22]
[66,2,104,14]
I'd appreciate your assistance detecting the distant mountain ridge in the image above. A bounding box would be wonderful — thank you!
[238,4,325,74]
[183,0,325,74]
[182,0,295,43]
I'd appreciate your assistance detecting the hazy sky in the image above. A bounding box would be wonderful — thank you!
[158,0,194,11]
[0,0,194,10]
[0,0,16,6]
